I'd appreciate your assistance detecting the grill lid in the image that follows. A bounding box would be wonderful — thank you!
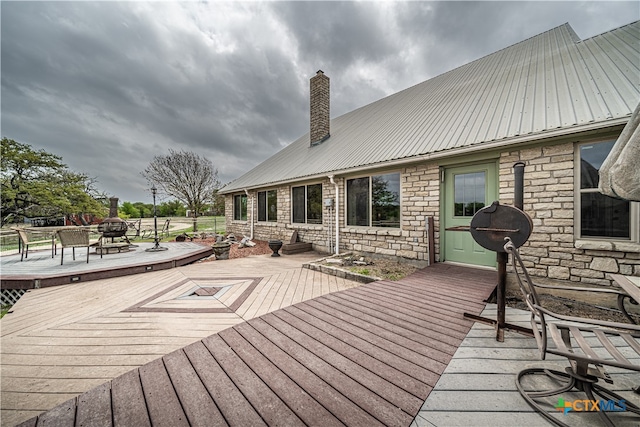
[470,201,532,252]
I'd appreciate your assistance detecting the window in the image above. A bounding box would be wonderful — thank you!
[257,190,277,222]
[233,194,247,221]
[454,172,486,217]
[347,172,400,228]
[292,184,323,224]
[578,141,631,239]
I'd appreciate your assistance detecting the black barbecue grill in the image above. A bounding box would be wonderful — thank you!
[464,162,534,341]
[470,201,532,252]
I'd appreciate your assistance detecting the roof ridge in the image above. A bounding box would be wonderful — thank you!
[576,19,640,43]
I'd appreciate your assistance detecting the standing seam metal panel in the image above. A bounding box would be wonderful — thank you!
[221,22,640,194]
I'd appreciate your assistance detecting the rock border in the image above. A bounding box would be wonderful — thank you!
[302,254,381,284]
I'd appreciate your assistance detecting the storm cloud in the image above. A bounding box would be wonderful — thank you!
[2,1,638,202]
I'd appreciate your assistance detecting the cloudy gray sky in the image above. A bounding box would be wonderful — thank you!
[2,1,638,203]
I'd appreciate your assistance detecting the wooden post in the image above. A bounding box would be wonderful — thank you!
[427,216,435,266]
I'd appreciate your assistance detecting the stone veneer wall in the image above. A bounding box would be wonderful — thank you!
[225,182,339,252]
[500,142,640,285]
[341,163,439,264]
[225,140,638,283]
[225,164,440,266]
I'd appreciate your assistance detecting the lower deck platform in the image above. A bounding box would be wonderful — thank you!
[0,242,213,289]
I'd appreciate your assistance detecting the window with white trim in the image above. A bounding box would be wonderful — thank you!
[292,184,323,224]
[346,172,400,228]
[233,194,247,221]
[577,140,635,240]
[257,190,277,222]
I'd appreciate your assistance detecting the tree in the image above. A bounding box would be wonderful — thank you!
[1,138,106,226]
[211,193,225,216]
[141,149,220,217]
[119,201,141,219]
[132,202,153,218]
[158,200,187,217]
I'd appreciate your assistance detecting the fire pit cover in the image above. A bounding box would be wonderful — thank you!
[470,201,532,252]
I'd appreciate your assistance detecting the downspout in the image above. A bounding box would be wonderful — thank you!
[328,175,339,255]
[244,189,254,240]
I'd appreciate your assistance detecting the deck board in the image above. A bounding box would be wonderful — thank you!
[248,316,393,426]
[163,349,227,427]
[301,298,451,372]
[286,303,440,387]
[111,370,151,427]
[139,358,189,427]
[202,334,304,426]
[182,341,266,427]
[262,312,418,423]
[33,398,76,427]
[12,263,497,426]
[334,289,472,337]
[277,306,427,398]
[312,296,459,359]
[219,327,343,427]
[75,382,112,427]
[233,320,381,426]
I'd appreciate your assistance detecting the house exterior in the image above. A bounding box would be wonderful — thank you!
[220,21,640,285]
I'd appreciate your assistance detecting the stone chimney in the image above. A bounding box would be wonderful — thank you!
[310,70,330,145]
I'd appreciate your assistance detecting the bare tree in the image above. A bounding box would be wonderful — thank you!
[142,150,220,218]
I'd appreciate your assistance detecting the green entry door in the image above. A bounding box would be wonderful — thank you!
[443,163,497,268]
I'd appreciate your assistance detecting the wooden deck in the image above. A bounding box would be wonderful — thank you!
[415,305,640,426]
[9,263,497,427]
[1,242,213,289]
[0,253,360,426]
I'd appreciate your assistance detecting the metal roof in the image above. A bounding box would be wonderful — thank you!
[221,21,640,193]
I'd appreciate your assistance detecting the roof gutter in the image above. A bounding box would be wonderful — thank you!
[244,189,253,240]
[328,175,339,255]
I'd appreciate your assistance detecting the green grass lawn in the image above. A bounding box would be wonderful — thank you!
[1,306,11,319]
[142,216,226,242]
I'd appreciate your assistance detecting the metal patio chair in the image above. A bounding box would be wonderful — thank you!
[160,218,171,237]
[140,219,170,239]
[125,219,141,240]
[504,238,640,427]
